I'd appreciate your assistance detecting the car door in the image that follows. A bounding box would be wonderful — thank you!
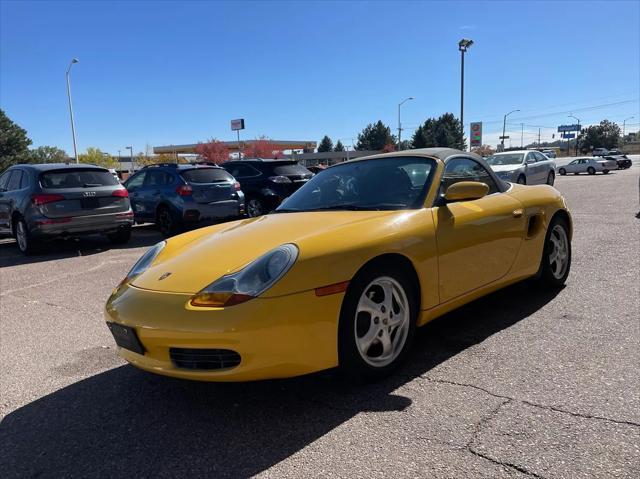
[433,157,525,303]
[124,171,148,220]
[533,152,550,183]
[524,152,541,184]
[565,159,579,173]
[224,163,262,197]
[0,169,15,233]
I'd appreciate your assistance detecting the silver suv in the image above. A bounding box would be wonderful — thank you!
[0,163,133,254]
[485,150,557,185]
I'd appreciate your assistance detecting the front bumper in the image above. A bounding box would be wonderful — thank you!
[105,283,342,381]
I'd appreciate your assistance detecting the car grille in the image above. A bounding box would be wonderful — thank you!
[169,348,241,370]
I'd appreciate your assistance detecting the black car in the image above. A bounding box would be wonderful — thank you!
[604,155,632,169]
[0,163,133,254]
[222,159,313,216]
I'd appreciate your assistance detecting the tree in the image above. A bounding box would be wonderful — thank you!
[382,142,396,152]
[411,113,466,150]
[27,146,68,163]
[0,109,32,171]
[355,121,396,151]
[334,140,345,152]
[472,144,495,157]
[317,135,334,153]
[242,136,284,159]
[577,120,621,152]
[194,138,231,164]
[78,147,118,169]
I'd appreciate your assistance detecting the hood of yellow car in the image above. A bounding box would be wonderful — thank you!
[132,210,401,294]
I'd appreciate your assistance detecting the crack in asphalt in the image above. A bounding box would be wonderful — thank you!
[421,375,640,428]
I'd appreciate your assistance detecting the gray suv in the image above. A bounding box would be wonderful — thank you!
[0,163,134,254]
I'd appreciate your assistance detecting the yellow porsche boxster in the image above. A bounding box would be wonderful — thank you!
[105,148,572,381]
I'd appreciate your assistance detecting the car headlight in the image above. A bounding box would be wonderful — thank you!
[120,241,166,285]
[190,243,299,307]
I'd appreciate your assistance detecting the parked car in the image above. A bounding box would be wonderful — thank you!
[105,148,572,382]
[124,163,245,236]
[485,150,556,185]
[557,157,617,175]
[306,165,327,174]
[0,163,133,254]
[605,155,632,169]
[592,148,609,156]
[108,168,120,182]
[542,149,557,159]
[222,159,314,217]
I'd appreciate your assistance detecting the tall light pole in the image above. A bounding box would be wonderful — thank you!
[397,97,414,150]
[66,58,79,163]
[501,109,520,150]
[458,38,473,149]
[623,116,635,141]
[568,114,581,156]
[126,146,134,172]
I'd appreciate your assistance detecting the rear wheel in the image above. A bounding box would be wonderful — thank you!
[246,197,265,217]
[338,261,417,380]
[558,168,566,176]
[14,218,40,255]
[516,175,526,185]
[587,167,596,175]
[546,171,555,185]
[603,170,609,174]
[537,216,571,288]
[107,225,132,244]
[156,205,180,237]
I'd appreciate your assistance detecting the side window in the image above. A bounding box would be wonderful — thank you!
[0,170,12,191]
[6,170,23,191]
[125,171,146,189]
[535,152,547,162]
[20,171,31,189]
[526,153,536,163]
[144,170,174,186]
[442,158,499,195]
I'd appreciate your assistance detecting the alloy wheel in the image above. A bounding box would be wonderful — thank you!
[354,276,410,368]
[16,221,28,252]
[158,209,173,235]
[548,224,569,280]
[247,199,264,217]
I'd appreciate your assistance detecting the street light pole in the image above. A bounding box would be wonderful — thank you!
[126,146,134,172]
[568,114,581,156]
[623,116,635,142]
[458,38,473,150]
[501,109,520,150]
[65,58,79,163]
[397,97,414,150]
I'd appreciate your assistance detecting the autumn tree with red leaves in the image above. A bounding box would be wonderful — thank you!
[242,136,284,159]
[194,139,230,164]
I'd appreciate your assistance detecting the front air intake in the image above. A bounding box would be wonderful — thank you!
[169,348,241,370]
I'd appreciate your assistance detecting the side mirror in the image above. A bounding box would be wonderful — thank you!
[444,181,489,203]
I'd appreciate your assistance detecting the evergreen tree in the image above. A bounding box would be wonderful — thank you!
[334,140,345,152]
[317,135,334,153]
[355,121,396,150]
[0,109,32,171]
[411,114,466,150]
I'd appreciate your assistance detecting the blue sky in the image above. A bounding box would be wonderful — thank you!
[1,0,639,154]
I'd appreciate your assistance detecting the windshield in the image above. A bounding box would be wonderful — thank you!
[485,154,524,166]
[276,157,435,212]
[40,169,118,189]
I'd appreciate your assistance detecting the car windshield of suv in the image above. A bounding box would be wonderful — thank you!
[180,168,233,183]
[269,163,312,176]
[40,169,119,188]
[276,157,435,212]
[485,154,524,166]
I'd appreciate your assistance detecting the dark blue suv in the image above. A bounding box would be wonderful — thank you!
[124,164,245,236]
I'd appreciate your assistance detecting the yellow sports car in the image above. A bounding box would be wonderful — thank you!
[105,148,572,381]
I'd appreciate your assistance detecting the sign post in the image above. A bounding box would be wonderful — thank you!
[231,119,245,159]
[557,124,580,157]
[470,122,482,148]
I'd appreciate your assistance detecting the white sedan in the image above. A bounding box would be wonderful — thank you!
[558,157,617,176]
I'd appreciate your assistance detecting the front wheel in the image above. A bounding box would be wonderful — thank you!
[246,197,265,217]
[559,168,566,176]
[602,170,609,175]
[338,261,417,380]
[546,171,555,185]
[516,175,526,185]
[587,167,596,175]
[537,216,571,288]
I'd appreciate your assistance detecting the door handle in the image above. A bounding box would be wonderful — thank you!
[512,209,524,218]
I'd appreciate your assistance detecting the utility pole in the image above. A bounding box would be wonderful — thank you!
[501,109,520,150]
[458,39,474,150]
[521,123,524,148]
[623,116,635,143]
[397,97,414,150]
[65,58,79,163]
[538,128,541,146]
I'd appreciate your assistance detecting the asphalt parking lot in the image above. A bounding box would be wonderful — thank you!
[1,158,639,478]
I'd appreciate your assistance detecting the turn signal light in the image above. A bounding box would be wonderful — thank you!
[190,292,254,308]
[31,194,64,206]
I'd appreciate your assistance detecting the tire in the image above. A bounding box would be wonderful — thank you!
[13,217,40,255]
[516,175,526,185]
[246,197,265,217]
[603,170,609,175]
[546,171,555,186]
[338,260,418,380]
[107,225,132,244]
[587,167,596,175]
[559,168,566,176]
[156,205,181,237]
[537,216,571,289]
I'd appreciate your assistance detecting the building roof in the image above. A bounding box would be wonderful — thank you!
[154,140,317,154]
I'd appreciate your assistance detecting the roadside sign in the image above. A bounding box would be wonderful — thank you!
[231,119,245,131]
[558,124,580,132]
[561,133,576,139]
[470,122,482,147]
[499,135,510,140]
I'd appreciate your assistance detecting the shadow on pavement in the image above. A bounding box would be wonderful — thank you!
[0,281,562,478]
[0,225,163,268]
